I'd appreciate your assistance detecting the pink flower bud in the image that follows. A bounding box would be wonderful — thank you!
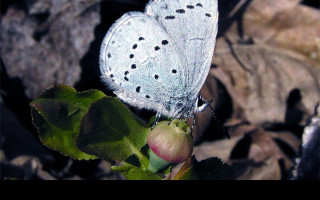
[147,119,193,173]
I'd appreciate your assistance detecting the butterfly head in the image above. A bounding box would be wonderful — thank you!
[163,96,197,119]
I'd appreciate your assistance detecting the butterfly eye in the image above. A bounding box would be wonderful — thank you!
[197,97,204,107]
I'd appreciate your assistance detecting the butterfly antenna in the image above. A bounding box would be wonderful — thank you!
[208,101,230,139]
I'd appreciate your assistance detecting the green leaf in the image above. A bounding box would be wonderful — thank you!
[176,156,235,180]
[75,97,149,165]
[111,162,162,180]
[30,85,106,160]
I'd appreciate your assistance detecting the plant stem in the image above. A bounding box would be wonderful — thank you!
[124,137,149,170]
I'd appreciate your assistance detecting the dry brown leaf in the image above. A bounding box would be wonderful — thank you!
[212,34,320,125]
[268,131,301,155]
[248,127,293,169]
[237,0,320,63]
[193,123,298,179]
[196,0,320,179]
[232,156,281,180]
[0,0,100,98]
[208,0,320,125]
[193,126,247,162]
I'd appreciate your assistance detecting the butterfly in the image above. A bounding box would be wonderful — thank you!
[99,0,221,132]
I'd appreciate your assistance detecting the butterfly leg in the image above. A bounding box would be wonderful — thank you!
[190,115,196,139]
[168,107,185,125]
[151,112,161,130]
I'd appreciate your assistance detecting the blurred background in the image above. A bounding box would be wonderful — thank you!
[1,0,319,180]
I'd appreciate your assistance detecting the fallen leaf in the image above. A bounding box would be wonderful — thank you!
[193,123,298,179]
[0,0,101,98]
[231,156,281,180]
[237,0,320,63]
[212,35,320,125]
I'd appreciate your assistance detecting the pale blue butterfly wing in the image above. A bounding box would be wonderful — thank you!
[146,0,219,99]
[99,12,187,117]
[100,0,219,118]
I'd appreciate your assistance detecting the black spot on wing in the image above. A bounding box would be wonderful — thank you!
[176,9,185,13]
[165,16,175,19]
[186,5,194,9]
[162,40,169,45]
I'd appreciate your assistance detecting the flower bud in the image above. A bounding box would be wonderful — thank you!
[147,119,193,173]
